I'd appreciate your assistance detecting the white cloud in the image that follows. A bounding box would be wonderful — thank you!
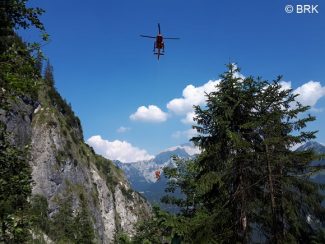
[117,126,131,133]
[172,128,198,140]
[170,76,324,124]
[167,73,324,127]
[183,145,201,155]
[167,80,221,115]
[279,81,292,91]
[130,105,168,123]
[166,70,245,123]
[294,81,325,107]
[87,135,154,163]
[232,64,245,80]
[181,111,196,125]
[280,80,325,108]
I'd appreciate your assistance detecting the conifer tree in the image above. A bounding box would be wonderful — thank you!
[251,77,324,243]
[50,195,75,242]
[191,64,324,243]
[190,64,265,242]
[75,193,95,244]
[44,60,54,86]
[30,194,50,234]
[160,64,324,243]
[34,50,43,76]
[162,157,199,217]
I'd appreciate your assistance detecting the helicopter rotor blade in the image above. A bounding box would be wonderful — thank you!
[164,37,180,40]
[140,35,156,38]
[158,23,161,34]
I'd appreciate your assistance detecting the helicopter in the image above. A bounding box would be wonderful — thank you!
[140,23,179,60]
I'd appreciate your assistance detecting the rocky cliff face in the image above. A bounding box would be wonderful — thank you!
[0,84,151,243]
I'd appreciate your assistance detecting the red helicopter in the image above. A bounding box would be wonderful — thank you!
[140,23,179,60]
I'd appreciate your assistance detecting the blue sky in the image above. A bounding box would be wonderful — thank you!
[23,0,325,162]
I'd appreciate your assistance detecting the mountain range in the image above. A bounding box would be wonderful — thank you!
[114,141,325,210]
[297,141,325,184]
[114,143,198,208]
[296,141,325,154]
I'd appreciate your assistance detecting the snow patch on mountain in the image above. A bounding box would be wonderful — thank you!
[296,141,325,154]
[115,143,197,184]
[162,144,200,156]
[116,158,175,183]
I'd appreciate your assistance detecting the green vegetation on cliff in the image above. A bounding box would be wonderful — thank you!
[0,122,33,242]
[0,1,45,242]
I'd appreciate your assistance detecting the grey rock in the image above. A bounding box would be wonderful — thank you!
[2,92,151,243]
[0,95,36,146]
